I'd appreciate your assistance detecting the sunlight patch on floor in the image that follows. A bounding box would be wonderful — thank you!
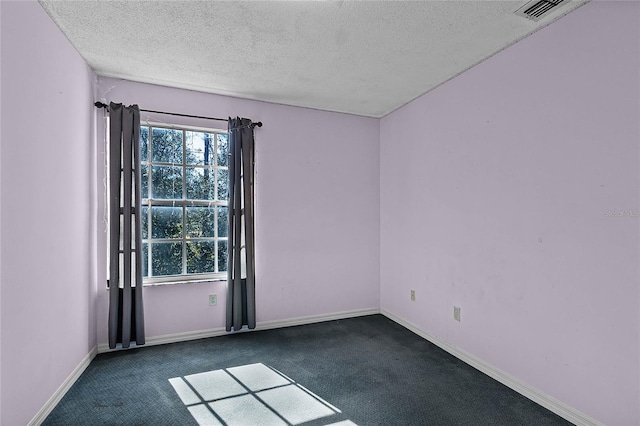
[169,362,357,426]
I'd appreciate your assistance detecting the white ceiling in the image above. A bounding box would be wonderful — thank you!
[39,0,588,118]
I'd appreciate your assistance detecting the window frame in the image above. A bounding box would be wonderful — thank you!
[140,121,229,286]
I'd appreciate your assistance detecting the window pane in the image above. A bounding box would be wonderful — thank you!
[186,167,215,200]
[186,241,216,274]
[141,206,148,239]
[217,168,228,201]
[218,206,228,237]
[141,242,148,277]
[152,165,183,200]
[140,126,149,161]
[218,240,228,272]
[217,134,229,167]
[152,128,183,163]
[151,206,182,239]
[186,131,215,166]
[186,206,215,238]
[140,163,149,199]
[151,242,182,276]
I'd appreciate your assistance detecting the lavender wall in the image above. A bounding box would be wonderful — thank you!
[0,3,3,421]
[0,1,96,425]
[0,5,2,422]
[380,2,639,424]
[3,1,634,424]
[94,77,380,344]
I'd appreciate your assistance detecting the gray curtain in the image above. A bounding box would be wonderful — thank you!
[226,117,256,331]
[108,102,145,349]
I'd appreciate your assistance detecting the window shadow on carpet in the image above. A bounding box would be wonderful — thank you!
[170,362,357,426]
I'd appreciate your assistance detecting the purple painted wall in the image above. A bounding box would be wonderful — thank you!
[0,3,3,422]
[2,0,637,424]
[380,2,639,425]
[94,77,381,344]
[0,2,96,425]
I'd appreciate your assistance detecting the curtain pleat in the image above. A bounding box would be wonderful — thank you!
[108,102,145,349]
[226,117,256,332]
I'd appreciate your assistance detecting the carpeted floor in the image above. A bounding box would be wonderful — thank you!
[43,315,571,425]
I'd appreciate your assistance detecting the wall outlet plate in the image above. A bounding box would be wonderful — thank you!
[454,306,461,321]
[411,290,416,301]
[209,294,217,306]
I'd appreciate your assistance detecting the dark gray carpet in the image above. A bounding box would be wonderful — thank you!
[43,315,571,425]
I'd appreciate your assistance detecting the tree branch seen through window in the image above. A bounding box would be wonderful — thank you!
[139,125,229,284]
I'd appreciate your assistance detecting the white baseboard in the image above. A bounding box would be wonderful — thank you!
[28,346,98,426]
[256,307,380,331]
[97,327,229,353]
[380,309,601,426]
[97,307,380,353]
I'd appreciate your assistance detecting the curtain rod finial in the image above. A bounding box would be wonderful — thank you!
[94,101,109,109]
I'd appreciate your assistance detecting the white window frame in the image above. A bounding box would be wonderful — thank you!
[141,122,228,286]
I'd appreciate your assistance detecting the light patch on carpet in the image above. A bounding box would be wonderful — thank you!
[210,394,287,425]
[257,385,335,424]
[168,377,200,405]
[188,404,224,426]
[169,362,357,426]
[227,363,290,391]
[184,369,247,401]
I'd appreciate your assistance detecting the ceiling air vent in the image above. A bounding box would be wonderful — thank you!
[515,0,565,21]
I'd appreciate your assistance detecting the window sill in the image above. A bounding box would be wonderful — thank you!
[105,276,226,290]
[143,277,226,287]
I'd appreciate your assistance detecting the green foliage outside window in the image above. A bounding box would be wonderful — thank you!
[140,125,229,282]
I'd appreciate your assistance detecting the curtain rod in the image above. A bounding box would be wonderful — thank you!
[94,101,263,128]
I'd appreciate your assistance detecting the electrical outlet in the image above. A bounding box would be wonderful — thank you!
[209,294,217,306]
[411,290,415,301]
[454,306,461,322]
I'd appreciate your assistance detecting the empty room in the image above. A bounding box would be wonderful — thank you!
[1,0,638,425]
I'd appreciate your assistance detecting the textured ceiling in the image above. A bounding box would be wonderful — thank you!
[40,0,587,118]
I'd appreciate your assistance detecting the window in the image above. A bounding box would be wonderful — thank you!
[139,124,229,284]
